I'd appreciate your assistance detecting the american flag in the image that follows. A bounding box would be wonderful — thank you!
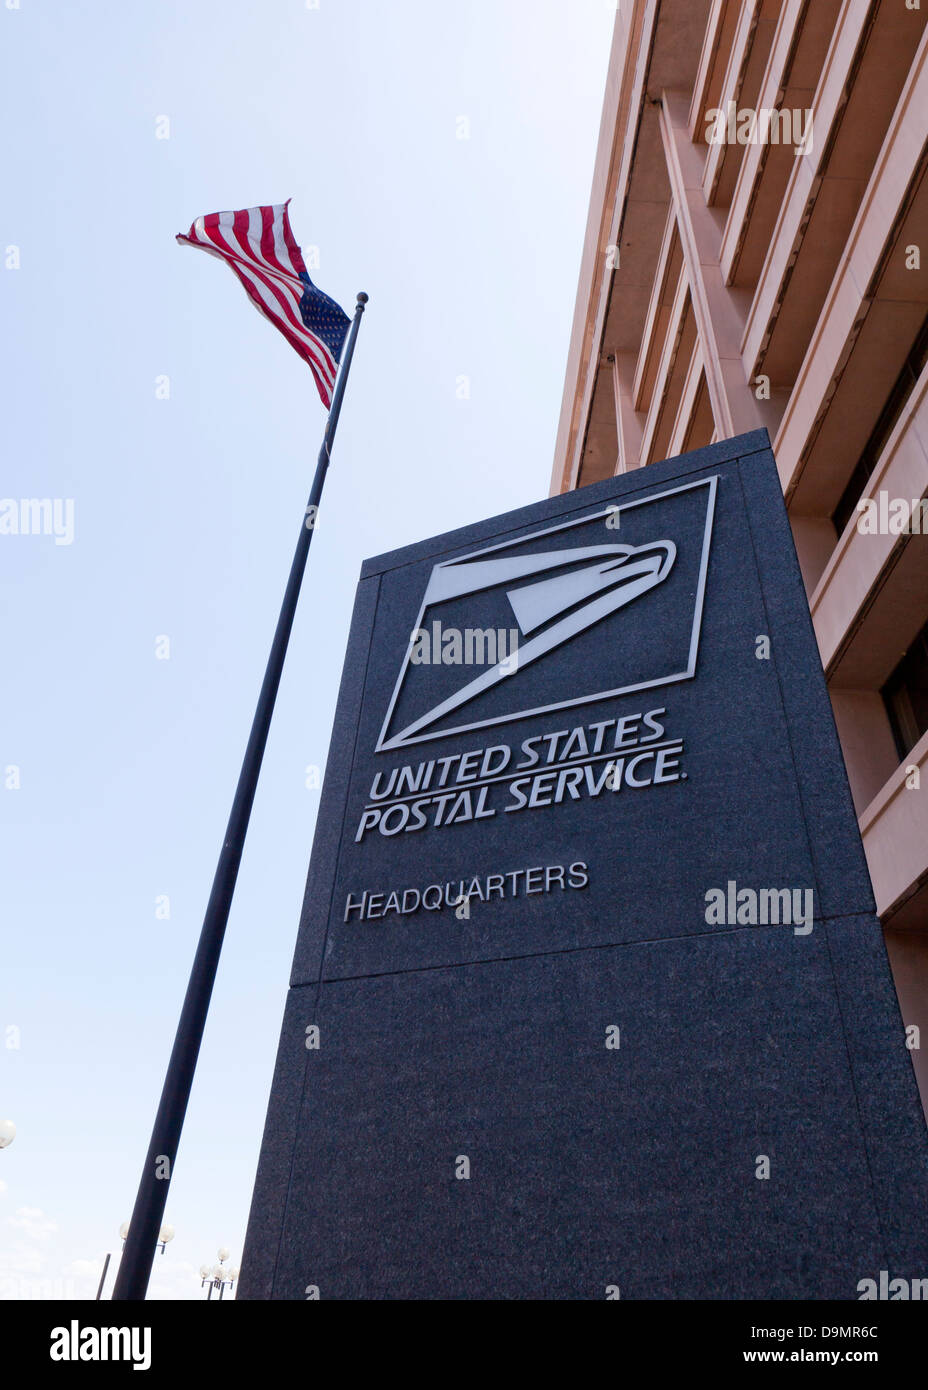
[177,201,350,408]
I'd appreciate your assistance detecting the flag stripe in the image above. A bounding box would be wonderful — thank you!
[259,205,280,276]
[184,220,302,299]
[222,254,337,397]
[180,225,337,397]
[280,201,308,277]
[212,221,335,387]
[177,202,349,408]
[246,206,308,297]
[249,206,292,284]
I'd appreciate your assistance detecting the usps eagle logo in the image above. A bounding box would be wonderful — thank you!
[377,476,717,752]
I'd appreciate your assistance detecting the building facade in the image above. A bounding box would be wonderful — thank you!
[551,0,928,1109]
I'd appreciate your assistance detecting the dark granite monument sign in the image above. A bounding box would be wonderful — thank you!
[239,430,928,1299]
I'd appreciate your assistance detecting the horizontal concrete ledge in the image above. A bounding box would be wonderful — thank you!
[860,726,928,920]
[809,358,928,672]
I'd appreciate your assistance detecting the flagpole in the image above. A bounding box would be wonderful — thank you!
[112,291,368,1302]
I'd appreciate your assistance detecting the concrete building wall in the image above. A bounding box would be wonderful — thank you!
[551,0,928,1106]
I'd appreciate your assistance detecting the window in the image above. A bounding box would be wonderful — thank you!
[832,313,928,537]
[883,619,928,760]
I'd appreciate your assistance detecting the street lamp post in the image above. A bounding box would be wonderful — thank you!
[95,1254,111,1301]
[121,1221,175,1256]
[96,1222,175,1299]
[200,1249,238,1300]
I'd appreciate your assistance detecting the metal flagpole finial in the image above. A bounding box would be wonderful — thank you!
[356,292,369,305]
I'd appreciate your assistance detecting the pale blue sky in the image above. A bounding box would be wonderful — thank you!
[1,0,613,1298]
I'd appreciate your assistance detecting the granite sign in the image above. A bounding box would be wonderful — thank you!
[240,431,928,1300]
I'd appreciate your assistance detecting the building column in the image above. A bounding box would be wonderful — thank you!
[658,89,770,440]
[611,352,643,472]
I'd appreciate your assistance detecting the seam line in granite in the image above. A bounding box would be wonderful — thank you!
[288,577,379,988]
[311,573,383,992]
[298,912,879,987]
[271,574,382,1297]
[820,923,891,1271]
[738,462,871,913]
[736,463,889,1271]
[733,463,826,913]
